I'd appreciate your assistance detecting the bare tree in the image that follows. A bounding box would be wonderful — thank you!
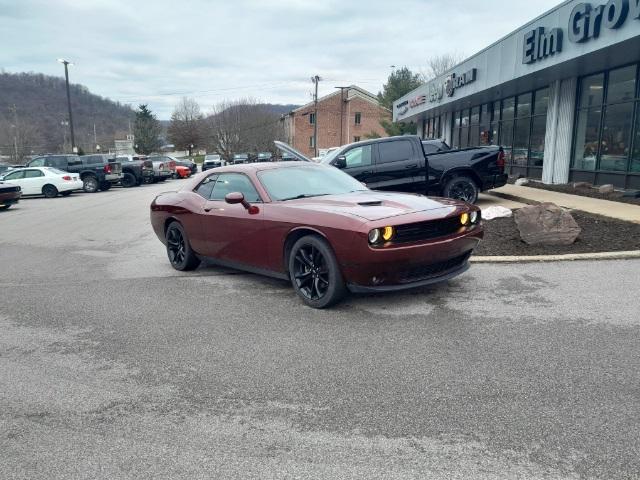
[420,53,466,82]
[204,99,284,161]
[0,106,42,163]
[167,97,204,156]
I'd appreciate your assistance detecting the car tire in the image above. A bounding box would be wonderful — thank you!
[99,181,112,191]
[165,222,200,271]
[61,191,72,197]
[121,172,137,188]
[42,184,58,198]
[288,235,346,309]
[442,175,479,204]
[83,176,99,193]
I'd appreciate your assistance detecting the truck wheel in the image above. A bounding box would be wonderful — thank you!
[83,176,99,193]
[42,184,58,198]
[443,175,479,204]
[121,172,137,188]
[99,181,112,191]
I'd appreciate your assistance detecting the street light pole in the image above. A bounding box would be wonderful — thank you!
[58,59,76,153]
[311,75,320,157]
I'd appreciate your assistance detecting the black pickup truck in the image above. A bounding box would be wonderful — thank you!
[276,136,506,203]
[116,155,154,187]
[26,154,123,193]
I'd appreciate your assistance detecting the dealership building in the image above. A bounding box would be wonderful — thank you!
[394,0,640,188]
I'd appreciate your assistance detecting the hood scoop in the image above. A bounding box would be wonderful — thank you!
[357,200,383,206]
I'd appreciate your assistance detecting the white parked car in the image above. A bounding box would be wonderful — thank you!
[0,167,84,198]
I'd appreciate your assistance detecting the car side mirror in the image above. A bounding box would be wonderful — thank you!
[334,156,347,169]
[224,192,259,214]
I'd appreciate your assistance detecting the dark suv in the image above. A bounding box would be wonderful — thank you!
[27,154,123,193]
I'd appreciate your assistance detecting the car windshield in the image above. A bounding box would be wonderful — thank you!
[258,166,367,201]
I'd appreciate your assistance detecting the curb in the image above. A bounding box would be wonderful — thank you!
[487,190,540,206]
[471,250,640,263]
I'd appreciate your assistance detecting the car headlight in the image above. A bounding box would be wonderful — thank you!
[368,228,381,244]
[460,213,469,225]
[470,211,479,224]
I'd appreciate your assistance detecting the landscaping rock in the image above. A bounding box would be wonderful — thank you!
[513,203,581,246]
[622,189,640,198]
[482,206,513,220]
[514,178,529,186]
[572,182,591,189]
[598,184,615,194]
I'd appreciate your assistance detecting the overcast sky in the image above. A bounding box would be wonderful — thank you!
[1,0,561,119]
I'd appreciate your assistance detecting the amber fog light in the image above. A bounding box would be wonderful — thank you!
[460,212,469,225]
[382,226,394,241]
[368,229,381,244]
[470,211,478,224]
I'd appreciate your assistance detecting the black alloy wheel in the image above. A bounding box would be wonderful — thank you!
[443,175,479,204]
[83,176,99,193]
[289,235,346,308]
[42,184,58,198]
[121,172,137,188]
[165,222,200,271]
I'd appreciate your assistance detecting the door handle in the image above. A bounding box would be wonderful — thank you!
[405,164,417,169]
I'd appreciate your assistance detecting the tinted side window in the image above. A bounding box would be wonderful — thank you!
[377,140,413,164]
[210,173,261,202]
[29,157,46,167]
[3,170,25,180]
[195,175,217,199]
[67,156,83,167]
[47,157,68,169]
[24,169,44,178]
[343,145,372,168]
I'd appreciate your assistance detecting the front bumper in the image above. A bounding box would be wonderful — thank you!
[155,171,172,179]
[341,226,482,292]
[0,192,21,206]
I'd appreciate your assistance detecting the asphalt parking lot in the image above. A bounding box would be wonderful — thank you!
[1,183,639,479]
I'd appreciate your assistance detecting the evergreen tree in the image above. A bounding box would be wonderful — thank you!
[377,67,422,136]
[133,104,161,154]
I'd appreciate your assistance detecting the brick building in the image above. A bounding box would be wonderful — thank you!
[281,85,390,156]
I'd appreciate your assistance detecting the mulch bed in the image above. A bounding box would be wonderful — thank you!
[475,210,640,256]
[511,179,640,206]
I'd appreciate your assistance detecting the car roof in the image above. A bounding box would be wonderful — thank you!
[207,161,322,174]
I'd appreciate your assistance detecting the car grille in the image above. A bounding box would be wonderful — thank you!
[398,252,471,284]
[393,216,463,244]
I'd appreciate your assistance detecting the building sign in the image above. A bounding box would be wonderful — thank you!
[523,0,640,64]
[428,82,444,103]
[445,68,477,97]
[396,100,409,115]
[409,95,427,108]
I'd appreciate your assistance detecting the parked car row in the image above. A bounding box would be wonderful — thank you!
[0,153,197,206]
[202,152,294,171]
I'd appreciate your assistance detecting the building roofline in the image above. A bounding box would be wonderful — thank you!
[284,85,385,116]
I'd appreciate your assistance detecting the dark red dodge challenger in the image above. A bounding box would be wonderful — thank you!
[151,161,483,308]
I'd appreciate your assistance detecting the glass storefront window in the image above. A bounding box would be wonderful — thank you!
[500,121,514,163]
[573,107,602,170]
[461,109,470,127]
[530,115,546,166]
[534,88,549,116]
[516,93,532,118]
[632,103,640,172]
[513,118,530,166]
[460,127,469,148]
[470,107,480,124]
[502,97,515,120]
[470,127,480,147]
[579,73,604,108]
[607,65,637,105]
[599,102,634,171]
[493,102,500,122]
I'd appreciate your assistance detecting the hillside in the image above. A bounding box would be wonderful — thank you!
[0,72,134,158]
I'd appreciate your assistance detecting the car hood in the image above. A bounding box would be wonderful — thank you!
[281,191,461,221]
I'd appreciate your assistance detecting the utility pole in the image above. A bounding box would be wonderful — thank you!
[311,75,320,157]
[9,104,19,161]
[93,123,97,149]
[58,59,76,153]
[335,87,348,146]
